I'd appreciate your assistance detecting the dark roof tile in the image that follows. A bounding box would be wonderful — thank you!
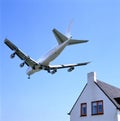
[95,80,120,109]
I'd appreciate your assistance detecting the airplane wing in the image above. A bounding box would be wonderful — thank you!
[48,62,90,73]
[4,38,38,67]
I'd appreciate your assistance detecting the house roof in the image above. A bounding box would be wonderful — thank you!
[95,80,120,110]
[68,80,120,115]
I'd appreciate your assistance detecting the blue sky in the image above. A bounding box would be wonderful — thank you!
[1,0,120,121]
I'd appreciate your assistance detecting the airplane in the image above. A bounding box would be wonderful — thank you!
[4,28,90,79]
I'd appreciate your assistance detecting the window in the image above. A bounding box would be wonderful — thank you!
[81,103,87,116]
[91,100,104,115]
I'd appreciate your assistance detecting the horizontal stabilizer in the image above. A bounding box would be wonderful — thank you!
[69,39,89,45]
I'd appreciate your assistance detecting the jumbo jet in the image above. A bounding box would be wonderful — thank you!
[4,28,90,79]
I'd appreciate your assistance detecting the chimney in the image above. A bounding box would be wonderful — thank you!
[87,72,97,84]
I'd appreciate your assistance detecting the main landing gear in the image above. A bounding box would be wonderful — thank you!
[28,75,30,79]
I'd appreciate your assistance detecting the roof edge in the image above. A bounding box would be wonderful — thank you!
[95,81,120,110]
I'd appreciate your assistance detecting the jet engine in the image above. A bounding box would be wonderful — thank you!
[20,62,25,67]
[68,67,74,72]
[10,52,16,59]
[51,69,57,74]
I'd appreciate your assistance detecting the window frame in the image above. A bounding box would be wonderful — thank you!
[80,103,87,117]
[91,100,104,115]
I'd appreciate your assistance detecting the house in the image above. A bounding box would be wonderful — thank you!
[68,72,120,121]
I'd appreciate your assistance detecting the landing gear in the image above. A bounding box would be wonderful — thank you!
[10,52,16,59]
[28,75,30,79]
[47,69,51,73]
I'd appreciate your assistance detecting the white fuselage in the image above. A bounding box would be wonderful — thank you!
[27,39,70,76]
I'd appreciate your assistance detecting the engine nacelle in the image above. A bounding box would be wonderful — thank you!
[51,69,57,74]
[47,69,51,73]
[68,67,74,72]
[20,62,25,68]
[10,52,16,59]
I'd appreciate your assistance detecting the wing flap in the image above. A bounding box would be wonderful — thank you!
[49,62,90,69]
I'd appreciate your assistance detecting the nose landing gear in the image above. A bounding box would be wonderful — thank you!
[28,75,30,79]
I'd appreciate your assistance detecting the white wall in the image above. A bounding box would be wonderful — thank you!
[117,110,120,121]
[70,72,118,121]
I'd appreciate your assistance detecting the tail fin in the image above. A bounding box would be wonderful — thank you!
[53,28,89,45]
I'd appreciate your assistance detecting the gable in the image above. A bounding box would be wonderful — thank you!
[68,72,120,116]
[69,80,120,115]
